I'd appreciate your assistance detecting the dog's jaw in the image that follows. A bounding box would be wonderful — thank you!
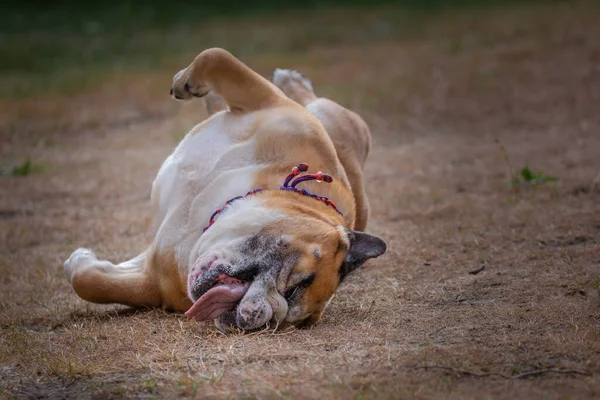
[186,195,292,330]
[193,195,287,258]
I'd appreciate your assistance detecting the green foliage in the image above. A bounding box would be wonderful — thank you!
[1,0,521,36]
[12,159,32,176]
[511,364,523,374]
[438,374,454,390]
[511,166,557,187]
[1,159,47,177]
[140,379,158,394]
[2,159,33,176]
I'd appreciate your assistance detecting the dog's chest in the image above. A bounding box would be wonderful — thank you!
[162,117,254,191]
[152,115,260,251]
[176,119,237,175]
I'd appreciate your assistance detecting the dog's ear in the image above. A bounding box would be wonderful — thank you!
[339,231,387,281]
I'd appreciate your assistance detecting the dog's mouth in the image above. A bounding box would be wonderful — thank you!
[185,273,249,322]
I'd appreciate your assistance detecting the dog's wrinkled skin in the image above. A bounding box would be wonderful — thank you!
[64,48,386,333]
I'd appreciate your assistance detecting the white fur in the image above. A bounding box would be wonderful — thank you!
[272,68,314,93]
[66,104,296,294]
[336,225,350,249]
[192,196,287,261]
[64,248,146,284]
[149,111,289,274]
[64,248,95,283]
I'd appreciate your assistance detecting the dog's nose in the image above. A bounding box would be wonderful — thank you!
[169,88,173,95]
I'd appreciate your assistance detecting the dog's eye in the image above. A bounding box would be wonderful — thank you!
[284,273,316,301]
[284,286,300,300]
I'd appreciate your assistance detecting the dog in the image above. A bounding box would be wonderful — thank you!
[64,48,386,332]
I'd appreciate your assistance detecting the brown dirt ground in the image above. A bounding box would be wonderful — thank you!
[1,1,600,399]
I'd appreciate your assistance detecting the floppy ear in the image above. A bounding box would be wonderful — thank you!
[339,231,387,280]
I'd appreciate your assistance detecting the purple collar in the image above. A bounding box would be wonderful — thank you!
[203,163,343,232]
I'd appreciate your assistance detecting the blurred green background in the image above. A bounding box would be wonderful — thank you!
[1,0,528,98]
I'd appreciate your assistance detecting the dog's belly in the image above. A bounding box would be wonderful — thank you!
[151,115,262,264]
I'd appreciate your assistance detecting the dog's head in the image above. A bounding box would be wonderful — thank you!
[185,196,386,332]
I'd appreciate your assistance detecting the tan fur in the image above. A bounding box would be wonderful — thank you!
[275,77,372,231]
[171,48,288,112]
[68,249,162,308]
[259,214,347,326]
[151,250,192,311]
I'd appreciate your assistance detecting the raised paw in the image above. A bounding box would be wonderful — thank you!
[64,248,97,284]
[272,69,316,106]
[170,68,210,101]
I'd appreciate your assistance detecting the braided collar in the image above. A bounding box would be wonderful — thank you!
[203,163,342,232]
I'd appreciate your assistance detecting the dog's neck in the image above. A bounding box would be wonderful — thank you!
[202,163,344,233]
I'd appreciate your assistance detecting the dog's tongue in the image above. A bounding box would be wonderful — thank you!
[185,283,249,321]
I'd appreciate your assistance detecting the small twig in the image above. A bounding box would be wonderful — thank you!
[429,325,447,337]
[409,365,590,379]
[410,365,498,377]
[361,300,376,317]
[469,263,486,275]
[512,368,590,379]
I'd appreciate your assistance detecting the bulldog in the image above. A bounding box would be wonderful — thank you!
[64,48,386,332]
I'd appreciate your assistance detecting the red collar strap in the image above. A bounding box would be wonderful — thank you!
[203,163,343,232]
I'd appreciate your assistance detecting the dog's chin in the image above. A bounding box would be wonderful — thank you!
[214,309,280,334]
[214,310,239,333]
[185,247,293,332]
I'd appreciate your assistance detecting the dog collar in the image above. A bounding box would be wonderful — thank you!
[203,162,343,232]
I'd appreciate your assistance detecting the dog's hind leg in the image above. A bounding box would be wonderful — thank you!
[272,69,372,231]
[64,248,163,308]
[170,48,288,113]
[272,69,318,106]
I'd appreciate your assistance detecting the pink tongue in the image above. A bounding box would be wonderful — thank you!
[185,283,250,321]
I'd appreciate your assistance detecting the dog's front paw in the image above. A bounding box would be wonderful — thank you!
[64,248,97,284]
[170,68,210,101]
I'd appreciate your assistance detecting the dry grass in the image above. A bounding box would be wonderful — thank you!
[1,1,600,398]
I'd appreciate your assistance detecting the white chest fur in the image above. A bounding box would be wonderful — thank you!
[150,112,263,266]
